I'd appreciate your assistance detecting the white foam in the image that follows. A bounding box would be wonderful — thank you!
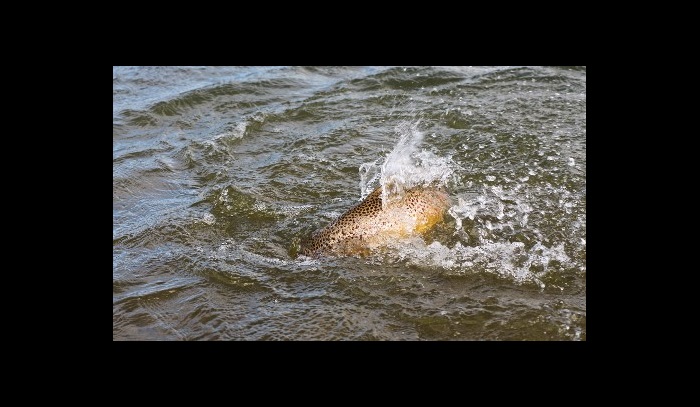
[276,204,313,216]
[388,238,573,286]
[200,213,215,225]
[213,121,247,142]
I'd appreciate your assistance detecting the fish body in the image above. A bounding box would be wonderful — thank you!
[299,186,451,257]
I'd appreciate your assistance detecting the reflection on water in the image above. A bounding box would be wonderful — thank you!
[113,66,586,340]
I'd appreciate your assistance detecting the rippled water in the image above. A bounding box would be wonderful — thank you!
[113,66,586,340]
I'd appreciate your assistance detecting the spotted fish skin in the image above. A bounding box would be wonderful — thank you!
[299,186,451,257]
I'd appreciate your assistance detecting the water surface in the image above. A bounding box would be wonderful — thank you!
[113,66,586,340]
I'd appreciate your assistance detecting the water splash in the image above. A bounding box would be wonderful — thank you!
[387,238,575,287]
[359,120,456,208]
[351,119,583,286]
[352,117,584,286]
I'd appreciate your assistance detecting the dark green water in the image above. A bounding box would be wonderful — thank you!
[113,66,586,340]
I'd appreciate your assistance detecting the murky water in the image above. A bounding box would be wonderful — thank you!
[113,66,586,340]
